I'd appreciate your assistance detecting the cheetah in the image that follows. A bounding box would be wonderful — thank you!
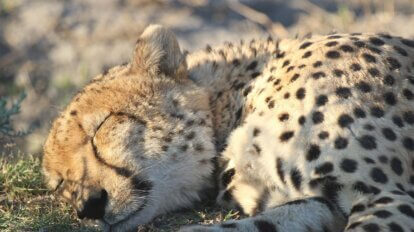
[43,25,414,231]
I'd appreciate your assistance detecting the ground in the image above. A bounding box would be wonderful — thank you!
[1,0,414,231]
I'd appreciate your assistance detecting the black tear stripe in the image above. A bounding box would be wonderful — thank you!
[91,140,133,178]
[90,112,148,178]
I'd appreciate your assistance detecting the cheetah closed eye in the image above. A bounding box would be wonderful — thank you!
[43,25,414,232]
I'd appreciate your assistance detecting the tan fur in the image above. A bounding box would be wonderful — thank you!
[44,25,414,232]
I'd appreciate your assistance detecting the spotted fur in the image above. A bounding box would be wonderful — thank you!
[43,25,414,232]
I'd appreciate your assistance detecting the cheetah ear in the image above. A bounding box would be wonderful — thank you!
[132,24,187,79]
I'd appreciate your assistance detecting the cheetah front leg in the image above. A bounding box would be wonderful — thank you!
[179,196,346,232]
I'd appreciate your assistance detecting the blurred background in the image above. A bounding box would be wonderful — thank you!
[1,0,414,155]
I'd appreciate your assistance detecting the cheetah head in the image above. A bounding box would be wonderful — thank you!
[42,25,216,231]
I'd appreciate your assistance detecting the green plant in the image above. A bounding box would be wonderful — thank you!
[0,92,29,138]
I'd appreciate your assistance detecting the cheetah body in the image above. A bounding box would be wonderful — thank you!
[43,25,414,232]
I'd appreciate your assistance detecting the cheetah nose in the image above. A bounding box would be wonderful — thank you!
[77,189,108,220]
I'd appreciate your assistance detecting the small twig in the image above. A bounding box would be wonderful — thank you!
[226,0,289,37]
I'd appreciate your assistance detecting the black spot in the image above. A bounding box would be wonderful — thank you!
[390,158,403,176]
[185,131,195,140]
[393,45,408,56]
[70,110,77,116]
[290,168,303,190]
[276,158,286,184]
[302,51,312,58]
[338,114,354,128]
[370,106,384,118]
[366,46,381,54]
[339,44,354,52]
[232,59,240,66]
[280,131,295,142]
[328,35,341,39]
[392,115,404,128]
[333,69,344,77]
[384,74,395,86]
[316,95,328,106]
[221,168,235,187]
[370,168,388,183]
[350,204,365,214]
[318,131,329,140]
[403,89,414,100]
[296,88,306,100]
[358,135,377,150]
[378,155,388,164]
[370,186,381,195]
[243,86,252,96]
[336,87,352,99]
[313,61,322,67]
[268,100,275,109]
[403,137,414,151]
[362,53,376,63]
[254,220,278,232]
[312,71,326,79]
[307,144,321,161]
[354,108,366,118]
[246,61,258,70]
[363,157,375,164]
[252,143,261,154]
[298,116,306,125]
[286,66,294,72]
[299,41,313,49]
[398,204,414,218]
[364,124,375,131]
[353,182,371,194]
[312,111,324,124]
[253,128,261,137]
[205,45,212,52]
[340,159,358,173]
[403,111,414,124]
[325,41,338,47]
[326,50,341,59]
[334,136,348,149]
[314,162,334,175]
[350,63,362,71]
[284,92,290,99]
[369,37,385,46]
[374,210,392,218]
[282,60,290,68]
[382,128,397,141]
[353,40,365,47]
[388,222,404,232]
[368,68,380,77]
[384,92,397,105]
[386,57,401,70]
[290,73,300,82]
[363,223,380,232]
[401,38,414,48]
[251,72,261,78]
[356,81,372,93]
[279,113,289,122]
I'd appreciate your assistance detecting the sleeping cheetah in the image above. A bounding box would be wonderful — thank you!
[43,25,414,231]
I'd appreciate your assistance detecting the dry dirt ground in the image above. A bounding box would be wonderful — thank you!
[1,0,414,231]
